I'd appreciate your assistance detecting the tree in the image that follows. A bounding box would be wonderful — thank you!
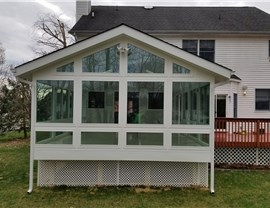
[0,43,12,86]
[0,79,31,138]
[0,42,5,65]
[32,13,75,55]
[0,43,30,138]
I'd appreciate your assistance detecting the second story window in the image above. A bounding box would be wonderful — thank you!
[182,40,215,62]
[256,89,270,111]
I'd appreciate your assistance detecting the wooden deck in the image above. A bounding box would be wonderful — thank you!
[215,118,270,148]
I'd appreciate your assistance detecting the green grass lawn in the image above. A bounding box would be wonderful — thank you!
[0,131,30,143]
[1,138,270,208]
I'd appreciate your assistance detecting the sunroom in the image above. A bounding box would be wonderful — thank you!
[15,24,231,193]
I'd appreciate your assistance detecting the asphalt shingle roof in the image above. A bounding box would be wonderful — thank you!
[70,6,270,34]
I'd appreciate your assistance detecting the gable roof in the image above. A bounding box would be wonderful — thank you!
[16,24,231,83]
[70,6,270,35]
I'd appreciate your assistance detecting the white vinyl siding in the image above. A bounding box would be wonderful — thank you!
[215,38,270,118]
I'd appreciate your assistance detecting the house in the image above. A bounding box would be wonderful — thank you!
[15,0,270,193]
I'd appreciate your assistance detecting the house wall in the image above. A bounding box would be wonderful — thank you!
[160,35,270,118]
[216,37,270,118]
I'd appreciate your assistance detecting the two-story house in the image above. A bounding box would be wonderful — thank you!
[15,0,270,193]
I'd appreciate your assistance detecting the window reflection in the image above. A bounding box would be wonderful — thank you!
[172,133,209,146]
[37,80,73,123]
[127,132,163,145]
[172,82,210,125]
[82,81,119,123]
[128,44,164,73]
[173,63,190,74]
[36,131,73,144]
[81,132,118,145]
[127,82,164,124]
[56,62,74,72]
[82,44,119,73]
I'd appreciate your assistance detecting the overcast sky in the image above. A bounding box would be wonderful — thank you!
[1,0,270,65]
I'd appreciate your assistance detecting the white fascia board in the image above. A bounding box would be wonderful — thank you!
[15,24,232,80]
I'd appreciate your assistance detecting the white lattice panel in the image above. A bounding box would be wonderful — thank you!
[38,161,208,188]
[258,148,270,165]
[215,148,270,166]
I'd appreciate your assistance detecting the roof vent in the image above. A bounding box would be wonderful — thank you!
[144,5,153,10]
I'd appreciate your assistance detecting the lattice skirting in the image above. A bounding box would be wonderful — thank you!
[215,148,270,166]
[38,160,208,188]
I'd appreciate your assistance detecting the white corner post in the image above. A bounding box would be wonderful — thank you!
[27,81,35,194]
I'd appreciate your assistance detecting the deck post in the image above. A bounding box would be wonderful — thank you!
[256,119,260,148]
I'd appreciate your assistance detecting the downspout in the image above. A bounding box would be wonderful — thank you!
[29,80,35,194]
[210,82,215,194]
[17,77,34,194]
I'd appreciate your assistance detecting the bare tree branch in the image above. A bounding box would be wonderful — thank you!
[31,12,75,56]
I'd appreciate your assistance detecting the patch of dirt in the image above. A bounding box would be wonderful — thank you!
[0,138,30,148]
[215,163,270,170]
[133,186,172,193]
[134,187,162,193]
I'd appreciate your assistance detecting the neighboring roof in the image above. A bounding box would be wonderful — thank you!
[16,24,231,83]
[70,6,270,35]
